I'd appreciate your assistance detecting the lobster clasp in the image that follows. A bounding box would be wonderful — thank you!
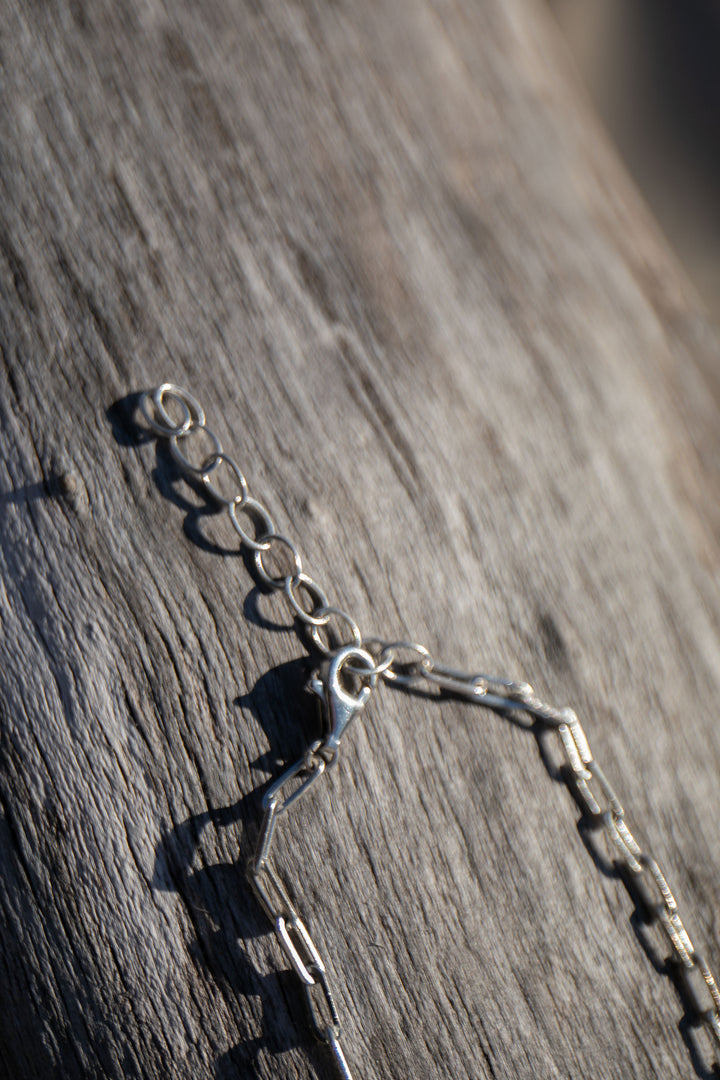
[307,644,376,762]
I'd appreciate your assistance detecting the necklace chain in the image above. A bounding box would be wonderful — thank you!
[139,382,720,1078]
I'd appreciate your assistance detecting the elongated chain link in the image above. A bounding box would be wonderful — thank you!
[139,383,720,1077]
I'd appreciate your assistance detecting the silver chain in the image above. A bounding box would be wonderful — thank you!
[139,382,720,1078]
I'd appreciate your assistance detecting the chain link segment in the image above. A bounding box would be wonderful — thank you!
[139,384,720,1077]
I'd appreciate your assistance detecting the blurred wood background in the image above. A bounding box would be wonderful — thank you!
[549,0,720,320]
[1,1,720,1078]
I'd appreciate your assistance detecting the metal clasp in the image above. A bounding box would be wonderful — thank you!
[308,644,376,763]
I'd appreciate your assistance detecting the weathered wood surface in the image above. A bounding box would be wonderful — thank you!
[1,1,720,1078]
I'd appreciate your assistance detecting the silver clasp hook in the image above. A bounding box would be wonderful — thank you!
[308,644,377,763]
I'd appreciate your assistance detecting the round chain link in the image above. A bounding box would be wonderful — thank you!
[200,452,249,506]
[342,637,399,679]
[228,497,276,552]
[140,383,205,436]
[253,534,303,591]
[377,640,433,682]
[285,573,331,627]
[309,607,363,656]
[170,424,223,475]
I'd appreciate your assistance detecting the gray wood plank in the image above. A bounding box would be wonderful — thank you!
[1,1,720,1078]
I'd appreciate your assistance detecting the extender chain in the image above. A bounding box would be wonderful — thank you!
[139,382,720,1078]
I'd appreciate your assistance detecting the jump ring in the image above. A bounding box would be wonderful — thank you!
[201,452,250,506]
[228,498,275,552]
[253,535,303,590]
[140,383,205,437]
[343,637,397,678]
[380,640,433,682]
[309,607,363,657]
[336,646,379,688]
[285,573,331,626]
[169,424,223,476]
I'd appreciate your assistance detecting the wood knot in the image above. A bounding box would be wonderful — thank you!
[45,456,88,516]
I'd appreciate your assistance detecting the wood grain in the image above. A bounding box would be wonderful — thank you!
[1,1,720,1078]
